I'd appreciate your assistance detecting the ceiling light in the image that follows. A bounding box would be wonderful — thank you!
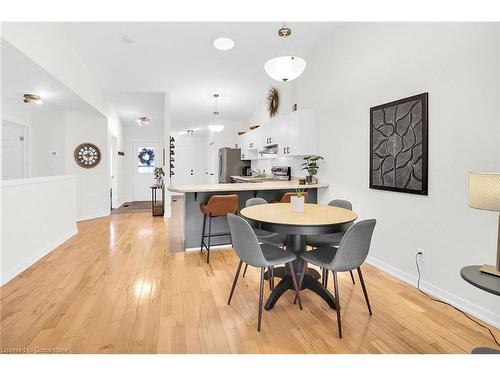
[208,94,224,133]
[264,24,307,82]
[186,129,194,135]
[213,37,234,51]
[23,93,42,104]
[137,116,149,126]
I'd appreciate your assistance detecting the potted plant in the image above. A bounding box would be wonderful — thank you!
[291,185,306,213]
[301,155,324,184]
[154,167,165,186]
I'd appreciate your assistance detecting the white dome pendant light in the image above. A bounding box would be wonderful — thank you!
[264,24,307,82]
[208,94,224,133]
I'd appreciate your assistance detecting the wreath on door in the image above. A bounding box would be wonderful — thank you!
[138,147,155,166]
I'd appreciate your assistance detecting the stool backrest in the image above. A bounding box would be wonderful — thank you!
[280,192,309,203]
[227,214,268,267]
[330,219,376,272]
[204,194,239,216]
[246,197,268,207]
[328,199,352,210]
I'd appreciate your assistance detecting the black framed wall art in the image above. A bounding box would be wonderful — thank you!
[369,92,428,195]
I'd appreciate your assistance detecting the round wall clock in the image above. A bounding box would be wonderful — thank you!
[74,143,101,169]
[266,86,280,117]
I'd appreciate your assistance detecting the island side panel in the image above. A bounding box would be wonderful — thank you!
[183,188,318,250]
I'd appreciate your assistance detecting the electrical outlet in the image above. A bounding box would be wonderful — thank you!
[416,249,424,263]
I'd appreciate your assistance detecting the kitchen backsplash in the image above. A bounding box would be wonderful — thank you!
[251,156,305,179]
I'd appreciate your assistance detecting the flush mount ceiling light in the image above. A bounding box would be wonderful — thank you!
[186,129,194,135]
[264,23,307,82]
[137,116,149,126]
[23,93,42,104]
[208,94,224,133]
[213,37,235,51]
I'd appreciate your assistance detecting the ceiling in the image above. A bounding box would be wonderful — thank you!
[104,91,165,128]
[1,39,102,116]
[60,22,338,132]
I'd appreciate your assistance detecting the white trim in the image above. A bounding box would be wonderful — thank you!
[77,210,110,222]
[185,244,233,252]
[366,255,500,329]
[0,227,78,286]
[1,175,76,188]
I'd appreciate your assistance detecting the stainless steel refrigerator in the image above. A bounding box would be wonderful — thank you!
[218,148,249,183]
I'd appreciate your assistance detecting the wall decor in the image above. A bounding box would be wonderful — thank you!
[266,86,279,117]
[74,143,101,169]
[370,93,428,195]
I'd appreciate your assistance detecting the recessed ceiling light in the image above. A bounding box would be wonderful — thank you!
[213,37,234,51]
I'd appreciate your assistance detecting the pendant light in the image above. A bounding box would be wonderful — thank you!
[208,94,224,133]
[264,23,307,82]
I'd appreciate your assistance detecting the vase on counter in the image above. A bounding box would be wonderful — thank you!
[306,175,313,184]
[291,195,305,213]
[155,178,164,186]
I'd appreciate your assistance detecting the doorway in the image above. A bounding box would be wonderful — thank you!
[131,140,161,201]
[110,135,118,209]
[1,120,29,180]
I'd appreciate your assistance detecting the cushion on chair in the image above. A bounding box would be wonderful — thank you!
[300,246,338,269]
[306,232,344,248]
[261,243,296,265]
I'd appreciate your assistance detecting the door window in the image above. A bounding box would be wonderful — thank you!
[137,146,155,173]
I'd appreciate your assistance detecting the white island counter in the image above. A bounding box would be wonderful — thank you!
[168,180,329,193]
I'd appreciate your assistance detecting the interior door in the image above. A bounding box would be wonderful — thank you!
[172,144,204,185]
[110,135,118,208]
[132,141,161,201]
[1,120,28,180]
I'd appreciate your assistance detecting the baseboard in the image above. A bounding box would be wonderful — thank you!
[366,255,500,329]
[77,211,110,222]
[0,227,78,286]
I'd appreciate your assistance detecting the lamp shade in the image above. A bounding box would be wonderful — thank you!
[264,55,306,82]
[469,172,500,211]
[208,124,224,133]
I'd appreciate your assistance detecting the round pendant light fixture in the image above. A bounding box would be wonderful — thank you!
[213,37,235,51]
[208,94,224,133]
[264,24,307,82]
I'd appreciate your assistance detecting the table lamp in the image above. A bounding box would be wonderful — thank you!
[469,172,500,277]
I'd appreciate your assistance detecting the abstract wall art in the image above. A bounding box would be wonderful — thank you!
[370,93,428,195]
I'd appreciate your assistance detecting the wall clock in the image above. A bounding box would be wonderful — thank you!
[74,143,101,169]
[266,86,280,117]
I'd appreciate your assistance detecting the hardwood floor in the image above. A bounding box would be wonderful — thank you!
[1,212,498,354]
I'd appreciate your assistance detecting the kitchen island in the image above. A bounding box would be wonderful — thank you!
[168,181,329,250]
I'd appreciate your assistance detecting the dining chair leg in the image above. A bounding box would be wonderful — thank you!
[287,262,302,310]
[257,267,265,332]
[228,260,243,305]
[200,214,206,251]
[242,263,249,278]
[357,267,372,315]
[206,215,212,263]
[349,270,356,285]
[294,261,308,304]
[332,271,342,338]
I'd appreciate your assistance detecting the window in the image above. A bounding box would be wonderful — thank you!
[137,146,155,173]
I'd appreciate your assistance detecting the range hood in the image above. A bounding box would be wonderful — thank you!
[258,144,278,155]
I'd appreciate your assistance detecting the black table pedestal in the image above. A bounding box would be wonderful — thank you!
[264,234,337,311]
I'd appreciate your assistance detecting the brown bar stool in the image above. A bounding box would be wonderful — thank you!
[279,191,309,203]
[200,194,239,263]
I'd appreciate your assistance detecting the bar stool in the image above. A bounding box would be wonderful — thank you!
[200,194,239,263]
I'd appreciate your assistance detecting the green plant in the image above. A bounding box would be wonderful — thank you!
[295,185,305,198]
[154,167,165,179]
[301,155,324,177]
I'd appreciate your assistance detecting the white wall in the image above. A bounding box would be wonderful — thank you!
[1,176,77,285]
[65,110,109,221]
[298,23,500,326]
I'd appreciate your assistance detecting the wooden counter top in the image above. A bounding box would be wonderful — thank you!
[167,181,329,193]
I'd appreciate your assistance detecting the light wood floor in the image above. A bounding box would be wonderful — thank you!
[1,212,498,354]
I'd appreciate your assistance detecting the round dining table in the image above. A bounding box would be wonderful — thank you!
[240,202,358,310]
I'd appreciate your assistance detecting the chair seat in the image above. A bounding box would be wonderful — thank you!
[258,232,287,247]
[261,244,296,266]
[300,246,338,269]
[306,232,344,248]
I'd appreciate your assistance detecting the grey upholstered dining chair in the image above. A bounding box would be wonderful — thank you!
[299,219,376,338]
[306,199,356,285]
[227,213,301,331]
[242,198,287,289]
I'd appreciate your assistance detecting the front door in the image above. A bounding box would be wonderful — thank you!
[1,120,28,180]
[132,141,161,201]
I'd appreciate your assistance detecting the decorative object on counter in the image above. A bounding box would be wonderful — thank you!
[370,93,428,195]
[208,93,224,133]
[302,155,324,184]
[291,186,306,213]
[264,23,307,82]
[266,86,280,117]
[469,172,500,277]
[154,167,165,185]
[238,131,246,136]
[298,178,306,185]
[74,143,101,169]
[249,125,260,130]
[292,103,298,111]
[169,136,175,177]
